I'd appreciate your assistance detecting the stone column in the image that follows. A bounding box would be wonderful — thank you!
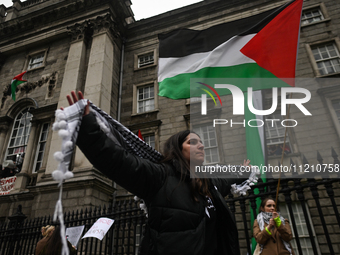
[73,14,116,169]
[45,22,90,176]
[12,120,37,193]
[83,14,116,112]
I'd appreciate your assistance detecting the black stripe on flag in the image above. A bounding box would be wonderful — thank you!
[158,0,295,58]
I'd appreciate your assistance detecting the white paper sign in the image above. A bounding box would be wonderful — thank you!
[66,225,85,247]
[82,217,114,241]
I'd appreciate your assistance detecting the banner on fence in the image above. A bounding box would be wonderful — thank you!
[82,217,114,241]
[66,225,85,247]
[0,176,17,195]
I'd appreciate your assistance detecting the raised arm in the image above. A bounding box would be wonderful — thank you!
[77,113,166,200]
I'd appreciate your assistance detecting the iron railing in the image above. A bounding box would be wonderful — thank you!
[1,149,340,255]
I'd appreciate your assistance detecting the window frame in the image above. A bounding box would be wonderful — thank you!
[143,134,155,149]
[306,38,340,77]
[265,112,293,157]
[5,107,33,162]
[134,49,158,71]
[25,49,48,71]
[301,3,330,27]
[280,202,321,255]
[132,81,159,115]
[33,122,50,173]
[193,124,220,164]
[312,43,340,76]
[331,99,340,122]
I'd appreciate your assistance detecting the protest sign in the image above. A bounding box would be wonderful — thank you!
[0,176,17,195]
[66,225,85,247]
[82,217,114,241]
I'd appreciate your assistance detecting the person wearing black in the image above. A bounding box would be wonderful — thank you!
[67,91,251,255]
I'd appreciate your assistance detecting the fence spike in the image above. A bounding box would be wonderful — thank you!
[317,150,323,164]
[302,154,309,165]
[331,147,340,164]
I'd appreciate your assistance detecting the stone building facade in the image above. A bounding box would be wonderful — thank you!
[0,0,339,254]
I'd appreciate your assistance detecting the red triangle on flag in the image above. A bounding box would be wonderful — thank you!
[12,71,27,82]
[137,130,144,141]
[240,0,303,86]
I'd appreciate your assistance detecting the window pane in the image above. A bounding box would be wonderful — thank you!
[28,53,44,70]
[6,107,33,165]
[33,123,50,173]
[312,43,340,75]
[137,85,155,113]
[302,8,324,24]
[266,113,292,156]
[138,52,154,68]
[193,125,219,164]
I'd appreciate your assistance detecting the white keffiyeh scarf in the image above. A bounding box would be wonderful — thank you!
[52,99,260,253]
[257,211,292,255]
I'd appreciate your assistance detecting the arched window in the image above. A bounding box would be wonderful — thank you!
[6,107,33,162]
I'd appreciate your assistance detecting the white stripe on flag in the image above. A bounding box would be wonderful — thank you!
[158,34,256,82]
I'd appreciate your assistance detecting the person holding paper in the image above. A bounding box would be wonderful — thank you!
[64,91,254,255]
[35,226,76,255]
[253,197,295,255]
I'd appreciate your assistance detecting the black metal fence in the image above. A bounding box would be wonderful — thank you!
[1,151,340,255]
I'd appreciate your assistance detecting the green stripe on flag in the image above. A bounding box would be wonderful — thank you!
[244,92,266,254]
[11,80,26,101]
[158,63,289,99]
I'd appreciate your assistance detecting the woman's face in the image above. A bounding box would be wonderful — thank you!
[182,133,205,165]
[263,199,276,212]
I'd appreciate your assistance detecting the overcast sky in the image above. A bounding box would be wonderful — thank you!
[1,0,203,20]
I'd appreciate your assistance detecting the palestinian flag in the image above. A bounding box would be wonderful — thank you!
[11,71,27,101]
[158,0,303,99]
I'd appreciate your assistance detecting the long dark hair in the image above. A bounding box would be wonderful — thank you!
[160,130,211,201]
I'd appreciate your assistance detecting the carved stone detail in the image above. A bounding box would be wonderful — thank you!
[90,14,119,38]
[67,21,92,43]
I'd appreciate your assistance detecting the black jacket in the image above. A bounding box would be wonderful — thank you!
[77,113,243,255]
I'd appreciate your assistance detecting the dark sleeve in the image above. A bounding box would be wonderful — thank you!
[76,113,166,200]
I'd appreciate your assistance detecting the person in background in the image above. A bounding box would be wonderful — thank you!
[35,225,76,255]
[35,225,55,255]
[253,197,295,255]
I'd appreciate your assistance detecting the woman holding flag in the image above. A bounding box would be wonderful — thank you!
[253,197,295,255]
[62,91,256,255]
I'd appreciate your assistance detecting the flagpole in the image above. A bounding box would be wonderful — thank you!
[274,92,293,211]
